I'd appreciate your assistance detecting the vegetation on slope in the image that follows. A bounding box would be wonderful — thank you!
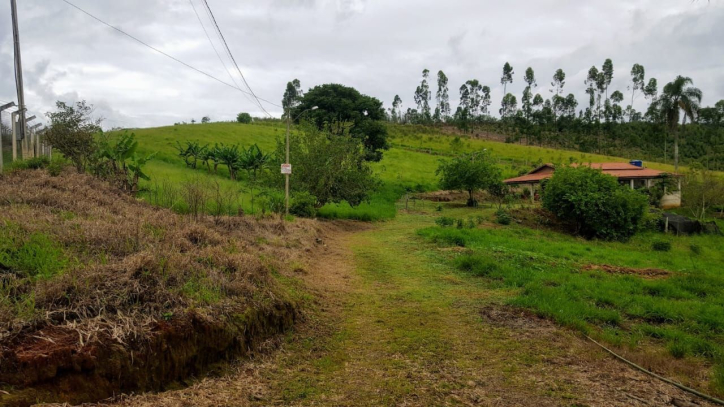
[418,203,724,394]
[0,168,319,405]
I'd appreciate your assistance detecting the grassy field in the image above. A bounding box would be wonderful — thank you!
[417,202,724,394]
[126,121,701,221]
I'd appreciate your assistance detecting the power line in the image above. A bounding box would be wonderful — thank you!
[58,0,281,109]
[200,0,272,116]
[187,0,241,90]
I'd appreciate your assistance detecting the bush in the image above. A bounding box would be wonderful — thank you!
[290,192,317,218]
[47,157,68,176]
[495,209,511,225]
[542,166,648,241]
[456,218,464,229]
[5,156,50,172]
[652,241,672,252]
[435,216,455,227]
[261,191,285,215]
[236,112,252,124]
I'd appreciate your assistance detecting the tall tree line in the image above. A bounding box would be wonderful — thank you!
[388,61,724,170]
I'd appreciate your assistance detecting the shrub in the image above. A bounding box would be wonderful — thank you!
[652,241,672,252]
[5,156,50,172]
[47,157,68,176]
[435,216,455,227]
[44,100,101,172]
[495,209,511,225]
[236,112,252,124]
[542,166,648,241]
[261,191,285,215]
[435,204,443,212]
[456,218,464,229]
[290,192,317,218]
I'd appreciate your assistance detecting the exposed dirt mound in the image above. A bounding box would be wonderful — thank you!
[480,305,555,332]
[0,169,321,406]
[415,190,485,202]
[582,264,670,279]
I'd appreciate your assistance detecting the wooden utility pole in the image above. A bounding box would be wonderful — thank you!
[11,0,27,143]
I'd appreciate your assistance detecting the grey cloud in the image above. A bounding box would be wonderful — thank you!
[0,0,722,129]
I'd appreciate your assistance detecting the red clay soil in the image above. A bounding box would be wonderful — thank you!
[582,264,671,279]
[0,281,297,407]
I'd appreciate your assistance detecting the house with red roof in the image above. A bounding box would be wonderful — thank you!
[503,162,682,208]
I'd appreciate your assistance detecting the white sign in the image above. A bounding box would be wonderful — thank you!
[281,164,292,174]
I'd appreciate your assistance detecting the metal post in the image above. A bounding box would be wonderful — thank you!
[285,110,290,215]
[11,0,26,143]
[11,111,18,162]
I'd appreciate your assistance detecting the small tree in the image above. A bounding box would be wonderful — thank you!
[436,151,501,207]
[201,116,210,124]
[44,100,102,172]
[236,112,252,124]
[682,167,724,221]
[275,121,377,207]
[542,166,648,241]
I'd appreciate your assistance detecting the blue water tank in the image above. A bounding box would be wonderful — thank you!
[630,160,643,167]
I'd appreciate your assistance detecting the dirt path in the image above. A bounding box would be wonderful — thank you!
[69,216,712,407]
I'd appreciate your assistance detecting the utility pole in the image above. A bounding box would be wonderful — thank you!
[283,106,317,216]
[11,0,27,143]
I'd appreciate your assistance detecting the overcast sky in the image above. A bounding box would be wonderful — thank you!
[1,0,722,129]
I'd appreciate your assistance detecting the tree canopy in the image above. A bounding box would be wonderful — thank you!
[436,151,501,207]
[293,83,389,161]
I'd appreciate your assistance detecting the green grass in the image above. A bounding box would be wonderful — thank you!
[0,222,67,279]
[417,204,724,393]
[123,121,718,222]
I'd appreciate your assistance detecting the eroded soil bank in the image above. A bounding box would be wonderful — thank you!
[0,169,322,406]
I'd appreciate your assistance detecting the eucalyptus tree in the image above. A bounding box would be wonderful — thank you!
[601,59,614,100]
[481,86,492,117]
[628,64,645,122]
[282,79,304,118]
[610,90,625,122]
[414,69,432,122]
[551,69,566,96]
[585,66,601,122]
[522,67,537,122]
[656,76,702,171]
[501,62,514,95]
[465,80,483,117]
[391,95,403,123]
[435,70,451,122]
[499,93,518,119]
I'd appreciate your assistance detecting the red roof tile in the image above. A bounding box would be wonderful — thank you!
[503,162,678,185]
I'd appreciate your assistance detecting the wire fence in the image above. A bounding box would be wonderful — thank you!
[0,107,51,171]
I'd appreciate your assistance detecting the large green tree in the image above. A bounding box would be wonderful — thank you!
[656,76,703,171]
[293,83,389,161]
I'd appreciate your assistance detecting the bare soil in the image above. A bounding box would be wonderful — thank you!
[582,264,671,279]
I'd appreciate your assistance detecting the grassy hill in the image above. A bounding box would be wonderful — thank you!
[125,121,696,221]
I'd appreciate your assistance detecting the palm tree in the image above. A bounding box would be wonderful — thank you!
[655,76,702,171]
